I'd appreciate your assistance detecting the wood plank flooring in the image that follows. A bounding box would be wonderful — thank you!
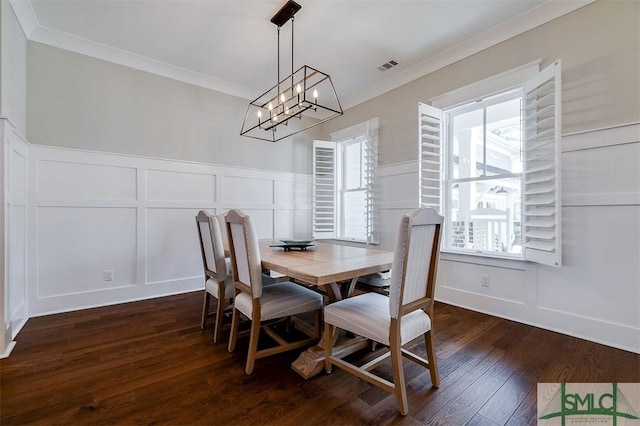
[1,291,638,425]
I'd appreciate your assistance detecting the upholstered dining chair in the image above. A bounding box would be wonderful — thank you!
[323,207,443,415]
[195,210,234,343]
[225,208,324,374]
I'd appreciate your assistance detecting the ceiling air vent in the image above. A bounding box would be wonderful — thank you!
[378,60,398,71]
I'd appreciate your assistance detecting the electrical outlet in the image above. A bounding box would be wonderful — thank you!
[481,274,490,288]
[104,270,114,282]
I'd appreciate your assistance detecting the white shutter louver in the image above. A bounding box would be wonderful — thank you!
[364,126,378,244]
[522,60,562,267]
[419,103,443,212]
[313,140,337,239]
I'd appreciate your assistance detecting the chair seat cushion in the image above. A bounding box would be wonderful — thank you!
[324,292,431,346]
[205,276,234,300]
[205,258,234,299]
[207,258,279,301]
[235,282,323,321]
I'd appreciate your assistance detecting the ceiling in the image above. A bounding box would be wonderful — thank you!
[11,0,592,109]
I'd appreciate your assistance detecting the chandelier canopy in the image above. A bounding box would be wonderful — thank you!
[240,1,343,142]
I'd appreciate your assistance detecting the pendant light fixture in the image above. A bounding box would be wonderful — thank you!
[240,0,343,142]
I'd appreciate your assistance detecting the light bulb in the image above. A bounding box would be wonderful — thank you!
[313,89,318,100]
[268,102,273,111]
[296,84,302,94]
[285,107,290,115]
[280,93,286,103]
[257,110,262,118]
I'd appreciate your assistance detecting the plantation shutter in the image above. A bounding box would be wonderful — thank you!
[312,140,337,239]
[418,103,443,212]
[364,125,378,244]
[522,60,562,267]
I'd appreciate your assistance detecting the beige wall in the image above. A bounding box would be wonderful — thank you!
[26,42,319,174]
[25,1,638,172]
[1,0,27,135]
[320,0,640,165]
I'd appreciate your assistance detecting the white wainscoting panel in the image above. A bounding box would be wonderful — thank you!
[376,123,640,352]
[439,259,529,305]
[9,205,26,329]
[37,160,137,201]
[146,170,215,203]
[5,122,28,339]
[27,145,311,316]
[145,207,202,284]
[10,147,26,202]
[36,206,137,297]
[240,209,274,240]
[276,180,295,206]
[537,205,639,325]
[13,123,639,352]
[563,141,640,206]
[221,176,273,205]
[275,209,296,240]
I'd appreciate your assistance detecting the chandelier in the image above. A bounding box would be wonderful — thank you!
[240,0,343,142]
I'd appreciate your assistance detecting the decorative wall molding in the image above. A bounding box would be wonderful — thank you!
[5,121,638,353]
[376,123,640,353]
[27,144,311,316]
[378,122,640,211]
[3,119,29,340]
[562,123,639,207]
[562,122,639,152]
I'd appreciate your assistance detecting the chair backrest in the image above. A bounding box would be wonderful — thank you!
[195,210,228,284]
[389,207,443,319]
[216,213,229,247]
[225,209,264,298]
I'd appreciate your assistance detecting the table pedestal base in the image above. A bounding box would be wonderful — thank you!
[291,333,369,379]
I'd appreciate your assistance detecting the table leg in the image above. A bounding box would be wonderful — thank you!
[291,277,367,380]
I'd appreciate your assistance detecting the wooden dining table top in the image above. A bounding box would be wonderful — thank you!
[259,241,393,286]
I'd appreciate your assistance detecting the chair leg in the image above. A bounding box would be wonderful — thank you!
[228,306,240,353]
[324,321,334,374]
[245,316,261,374]
[212,296,225,343]
[390,335,408,415]
[314,310,322,339]
[201,292,211,330]
[425,329,440,388]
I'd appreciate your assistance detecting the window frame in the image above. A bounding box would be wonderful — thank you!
[338,135,369,241]
[442,88,524,259]
[420,60,562,266]
[313,118,379,244]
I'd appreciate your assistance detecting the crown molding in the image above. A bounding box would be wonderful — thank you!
[341,0,597,110]
[8,0,38,38]
[8,0,256,100]
[10,0,596,107]
[27,25,256,99]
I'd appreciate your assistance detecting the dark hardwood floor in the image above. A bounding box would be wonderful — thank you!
[1,291,638,425]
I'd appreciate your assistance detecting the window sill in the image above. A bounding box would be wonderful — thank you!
[440,249,529,271]
[316,238,379,248]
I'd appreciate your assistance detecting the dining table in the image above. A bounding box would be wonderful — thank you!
[258,241,394,379]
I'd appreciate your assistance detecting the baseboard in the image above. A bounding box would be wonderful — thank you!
[0,341,17,359]
[437,288,640,354]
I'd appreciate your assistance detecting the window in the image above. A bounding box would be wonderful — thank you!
[446,90,523,256]
[420,61,562,266]
[313,119,378,243]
